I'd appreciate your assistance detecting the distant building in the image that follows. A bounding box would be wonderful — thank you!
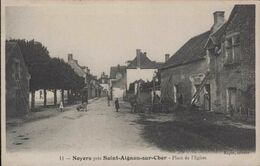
[68,53,89,83]
[67,53,100,99]
[6,42,31,117]
[99,72,109,96]
[99,72,109,84]
[109,65,127,99]
[126,49,161,90]
[90,75,103,98]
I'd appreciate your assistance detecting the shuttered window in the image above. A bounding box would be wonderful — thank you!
[224,33,241,65]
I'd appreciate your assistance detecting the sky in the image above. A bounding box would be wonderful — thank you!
[5,2,234,77]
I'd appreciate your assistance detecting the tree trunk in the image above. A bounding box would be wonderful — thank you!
[54,89,57,106]
[67,90,70,104]
[61,89,64,104]
[31,90,35,110]
[44,89,47,107]
[70,90,74,104]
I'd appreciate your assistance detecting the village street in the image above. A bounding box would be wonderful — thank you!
[6,98,160,152]
[6,97,255,153]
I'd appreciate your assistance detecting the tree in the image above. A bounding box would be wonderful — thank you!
[7,39,85,108]
[7,39,51,109]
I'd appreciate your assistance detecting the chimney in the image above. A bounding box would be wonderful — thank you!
[165,54,170,62]
[212,11,225,32]
[136,49,141,68]
[126,60,131,66]
[213,11,224,25]
[68,53,73,62]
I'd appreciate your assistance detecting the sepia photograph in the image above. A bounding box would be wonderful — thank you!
[1,1,259,165]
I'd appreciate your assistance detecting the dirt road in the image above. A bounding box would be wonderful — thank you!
[6,98,158,152]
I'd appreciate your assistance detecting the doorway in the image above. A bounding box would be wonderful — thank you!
[226,88,237,116]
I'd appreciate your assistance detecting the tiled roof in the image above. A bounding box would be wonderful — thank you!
[156,62,165,68]
[225,5,255,66]
[205,5,255,53]
[127,53,158,69]
[68,60,86,78]
[161,31,210,69]
[110,65,126,79]
[225,5,255,35]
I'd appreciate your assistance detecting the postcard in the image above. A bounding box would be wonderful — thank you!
[1,1,259,165]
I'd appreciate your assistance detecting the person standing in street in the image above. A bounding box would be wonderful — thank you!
[130,96,136,113]
[81,90,88,112]
[115,98,119,112]
[59,101,64,112]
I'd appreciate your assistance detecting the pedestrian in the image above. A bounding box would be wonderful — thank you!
[115,98,120,112]
[83,102,88,112]
[178,94,183,105]
[204,91,210,111]
[59,101,64,112]
[130,96,137,113]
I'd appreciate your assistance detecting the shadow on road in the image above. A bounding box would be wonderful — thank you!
[137,113,255,153]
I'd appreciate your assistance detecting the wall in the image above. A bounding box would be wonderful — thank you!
[111,74,127,99]
[126,69,156,89]
[6,51,30,117]
[138,91,152,104]
[208,6,255,118]
[100,84,109,91]
[112,88,125,99]
[160,59,209,109]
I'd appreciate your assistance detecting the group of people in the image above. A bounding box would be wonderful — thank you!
[58,90,120,113]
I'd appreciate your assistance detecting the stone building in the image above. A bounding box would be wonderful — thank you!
[205,5,255,118]
[109,65,127,99]
[6,42,31,117]
[160,31,211,110]
[160,5,255,119]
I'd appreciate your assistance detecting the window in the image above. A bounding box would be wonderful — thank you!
[224,33,241,65]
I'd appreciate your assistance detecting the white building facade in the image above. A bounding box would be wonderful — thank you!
[126,49,160,90]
